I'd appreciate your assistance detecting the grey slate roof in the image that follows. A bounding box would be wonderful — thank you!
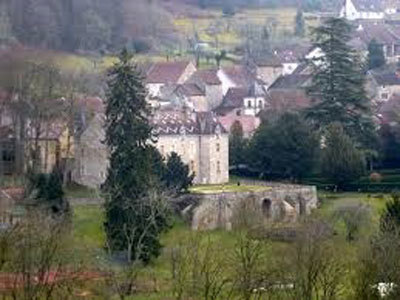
[153,110,226,136]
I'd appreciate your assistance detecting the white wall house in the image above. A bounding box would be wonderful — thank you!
[340,0,384,20]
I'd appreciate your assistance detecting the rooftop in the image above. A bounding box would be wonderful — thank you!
[146,61,193,84]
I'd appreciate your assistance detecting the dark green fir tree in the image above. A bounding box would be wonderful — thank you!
[163,152,194,193]
[306,18,376,148]
[102,49,169,263]
[367,39,385,70]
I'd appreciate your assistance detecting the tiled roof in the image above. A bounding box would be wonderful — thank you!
[153,110,226,136]
[189,69,221,85]
[354,24,399,45]
[146,61,192,84]
[220,87,248,108]
[222,66,255,87]
[371,71,400,85]
[269,74,311,90]
[176,83,205,97]
[267,90,313,112]
[252,55,283,67]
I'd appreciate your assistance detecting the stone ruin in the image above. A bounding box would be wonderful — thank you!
[176,183,318,230]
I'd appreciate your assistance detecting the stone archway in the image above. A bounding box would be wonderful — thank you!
[262,198,272,219]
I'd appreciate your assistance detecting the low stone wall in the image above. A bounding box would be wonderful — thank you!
[178,184,318,231]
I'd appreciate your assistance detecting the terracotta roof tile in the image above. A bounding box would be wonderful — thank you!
[146,61,192,84]
[189,69,221,85]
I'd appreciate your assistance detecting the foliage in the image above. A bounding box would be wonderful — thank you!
[5,0,123,51]
[321,123,366,188]
[229,121,247,169]
[367,39,386,70]
[379,124,400,168]
[334,203,372,241]
[380,193,400,234]
[163,152,194,194]
[28,168,70,217]
[249,112,319,180]
[102,49,170,264]
[306,17,376,148]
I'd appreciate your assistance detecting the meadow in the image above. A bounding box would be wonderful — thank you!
[71,190,391,299]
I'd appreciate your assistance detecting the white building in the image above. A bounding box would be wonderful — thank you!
[340,0,384,20]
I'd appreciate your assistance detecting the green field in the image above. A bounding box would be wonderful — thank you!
[71,190,391,299]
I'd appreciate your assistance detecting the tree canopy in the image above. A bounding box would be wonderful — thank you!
[306,18,376,148]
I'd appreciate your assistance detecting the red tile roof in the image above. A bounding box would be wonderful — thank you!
[222,66,255,87]
[189,69,221,85]
[146,61,192,84]
[268,90,313,112]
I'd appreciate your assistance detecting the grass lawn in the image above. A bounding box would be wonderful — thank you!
[71,191,392,299]
[189,183,270,194]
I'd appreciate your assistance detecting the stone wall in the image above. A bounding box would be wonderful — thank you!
[178,184,318,230]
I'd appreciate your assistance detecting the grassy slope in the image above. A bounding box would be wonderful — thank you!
[71,191,390,299]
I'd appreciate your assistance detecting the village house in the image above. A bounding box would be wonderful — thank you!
[215,82,265,137]
[351,23,400,63]
[145,61,197,99]
[273,44,311,75]
[367,69,400,102]
[248,55,284,88]
[267,74,313,113]
[187,69,223,110]
[340,0,385,20]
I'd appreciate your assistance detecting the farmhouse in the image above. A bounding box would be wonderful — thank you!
[340,0,385,20]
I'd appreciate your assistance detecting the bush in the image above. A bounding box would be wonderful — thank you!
[370,172,383,183]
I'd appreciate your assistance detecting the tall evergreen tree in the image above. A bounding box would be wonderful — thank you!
[295,9,305,37]
[367,39,386,70]
[306,18,376,148]
[102,49,169,263]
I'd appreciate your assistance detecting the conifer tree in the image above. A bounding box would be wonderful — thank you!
[163,152,194,193]
[367,39,385,70]
[102,49,169,263]
[306,18,376,148]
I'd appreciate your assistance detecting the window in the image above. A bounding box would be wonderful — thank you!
[258,100,263,108]
[81,165,85,176]
[236,110,242,116]
[381,93,389,100]
[217,161,221,174]
[216,143,220,152]
[247,100,252,108]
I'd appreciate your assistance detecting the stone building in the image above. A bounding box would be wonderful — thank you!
[73,105,229,188]
[145,61,197,99]
[340,0,385,20]
[154,109,229,185]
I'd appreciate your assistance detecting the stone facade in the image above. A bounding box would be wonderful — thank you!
[178,183,318,230]
[155,110,229,185]
[73,109,230,188]
[73,114,108,188]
